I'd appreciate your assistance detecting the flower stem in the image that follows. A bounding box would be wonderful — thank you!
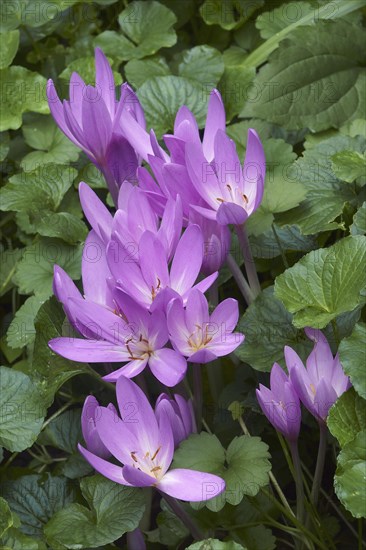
[290,441,305,525]
[226,254,255,304]
[235,224,261,297]
[161,493,204,541]
[193,363,203,431]
[311,423,327,508]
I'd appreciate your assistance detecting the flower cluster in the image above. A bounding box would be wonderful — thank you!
[47,48,266,503]
[256,328,351,440]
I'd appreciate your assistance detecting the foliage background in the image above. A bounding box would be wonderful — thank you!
[0,0,365,548]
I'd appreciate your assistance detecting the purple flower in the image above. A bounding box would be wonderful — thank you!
[78,376,225,501]
[167,289,243,363]
[81,396,117,459]
[47,48,140,203]
[155,393,196,448]
[189,210,231,275]
[163,89,226,164]
[113,181,183,262]
[185,129,265,226]
[107,224,218,312]
[127,90,227,220]
[49,290,187,387]
[256,363,301,441]
[285,328,351,423]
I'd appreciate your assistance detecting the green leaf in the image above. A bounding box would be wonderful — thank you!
[200,0,264,30]
[7,295,45,349]
[95,1,177,61]
[351,202,366,235]
[0,246,22,297]
[334,430,366,518]
[31,297,96,407]
[173,433,271,511]
[276,135,364,234]
[0,30,19,68]
[0,165,77,213]
[0,497,13,538]
[0,367,46,452]
[274,236,366,329]
[21,115,79,170]
[241,21,366,131]
[249,225,316,259]
[227,119,274,159]
[223,436,271,505]
[187,539,246,550]
[28,211,88,244]
[59,56,122,86]
[0,130,10,160]
[331,150,366,183]
[14,239,82,299]
[235,286,312,371]
[176,45,224,87]
[38,409,82,453]
[2,475,75,537]
[218,47,255,121]
[256,2,313,39]
[235,525,275,550]
[338,323,366,399]
[44,475,145,549]
[247,139,306,235]
[124,57,170,88]
[328,389,366,447]
[138,76,208,136]
[1,527,47,550]
[0,66,49,131]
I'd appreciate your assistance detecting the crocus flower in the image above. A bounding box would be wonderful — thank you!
[81,396,116,459]
[285,328,351,423]
[185,129,265,226]
[189,210,231,275]
[167,289,243,363]
[47,48,140,203]
[164,89,226,164]
[126,90,227,220]
[155,393,196,448]
[114,181,183,262]
[256,363,301,441]
[107,224,218,312]
[78,376,225,501]
[49,290,187,387]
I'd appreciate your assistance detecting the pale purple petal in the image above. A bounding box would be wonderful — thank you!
[122,465,155,487]
[158,469,225,502]
[170,224,203,294]
[149,348,187,387]
[49,337,129,363]
[82,86,112,160]
[95,47,115,117]
[210,298,239,333]
[95,405,140,464]
[202,89,226,162]
[185,289,208,334]
[189,271,218,296]
[188,349,217,363]
[243,129,265,210]
[216,202,247,226]
[115,376,160,451]
[304,328,334,382]
[82,231,114,309]
[78,444,131,485]
[79,182,113,242]
[102,357,149,382]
